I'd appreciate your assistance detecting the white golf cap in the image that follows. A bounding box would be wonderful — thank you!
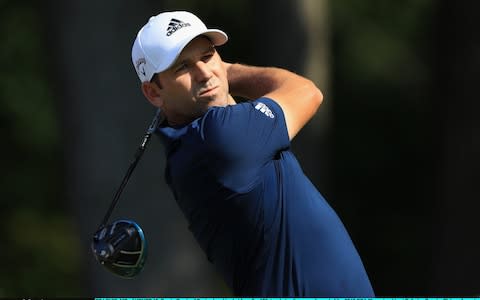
[131,11,228,82]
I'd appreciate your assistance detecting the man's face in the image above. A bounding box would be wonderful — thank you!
[155,36,232,125]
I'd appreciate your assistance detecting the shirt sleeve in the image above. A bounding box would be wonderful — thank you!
[199,97,290,192]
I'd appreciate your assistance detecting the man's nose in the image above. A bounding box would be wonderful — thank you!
[192,61,213,82]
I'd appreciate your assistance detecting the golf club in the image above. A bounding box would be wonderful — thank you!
[91,109,162,278]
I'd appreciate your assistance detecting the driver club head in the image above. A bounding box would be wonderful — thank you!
[91,219,147,278]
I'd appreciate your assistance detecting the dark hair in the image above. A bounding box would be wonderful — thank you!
[150,73,162,88]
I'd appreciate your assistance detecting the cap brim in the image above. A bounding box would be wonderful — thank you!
[158,29,228,74]
[202,29,228,46]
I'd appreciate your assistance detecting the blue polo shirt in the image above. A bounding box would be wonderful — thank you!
[157,97,374,297]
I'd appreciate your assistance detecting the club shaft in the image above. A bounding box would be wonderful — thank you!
[99,133,151,228]
[98,109,162,229]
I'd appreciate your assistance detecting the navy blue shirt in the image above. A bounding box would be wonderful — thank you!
[157,98,374,297]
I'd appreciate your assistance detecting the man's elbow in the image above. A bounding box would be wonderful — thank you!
[314,85,324,109]
[307,80,323,113]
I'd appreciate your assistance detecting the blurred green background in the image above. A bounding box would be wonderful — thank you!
[1,0,479,297]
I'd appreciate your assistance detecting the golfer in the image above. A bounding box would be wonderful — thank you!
[131,10,374,297]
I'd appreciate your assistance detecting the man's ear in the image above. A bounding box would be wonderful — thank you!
[141,81,164,108]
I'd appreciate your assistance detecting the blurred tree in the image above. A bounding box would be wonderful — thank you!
[0,0,81,296]
[295,0,332,196]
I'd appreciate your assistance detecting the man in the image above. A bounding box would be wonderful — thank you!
[131,11,374,297]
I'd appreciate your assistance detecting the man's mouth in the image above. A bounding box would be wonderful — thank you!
[199,86,218,97]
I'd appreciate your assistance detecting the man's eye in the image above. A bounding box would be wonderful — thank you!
[202,54,213,62]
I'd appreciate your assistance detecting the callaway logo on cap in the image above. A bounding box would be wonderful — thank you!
[131,11,228,82]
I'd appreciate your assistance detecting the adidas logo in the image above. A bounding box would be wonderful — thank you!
[166,18,191,36]
[255,102,275,119]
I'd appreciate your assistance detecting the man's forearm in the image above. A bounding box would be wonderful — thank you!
[226,63,292,100]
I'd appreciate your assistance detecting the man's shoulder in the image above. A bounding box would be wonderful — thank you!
[195,106,240,154]
[200,97,280,130]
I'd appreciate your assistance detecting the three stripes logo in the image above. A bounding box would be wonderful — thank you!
[166,18,191,36]
[255,102,275,119]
